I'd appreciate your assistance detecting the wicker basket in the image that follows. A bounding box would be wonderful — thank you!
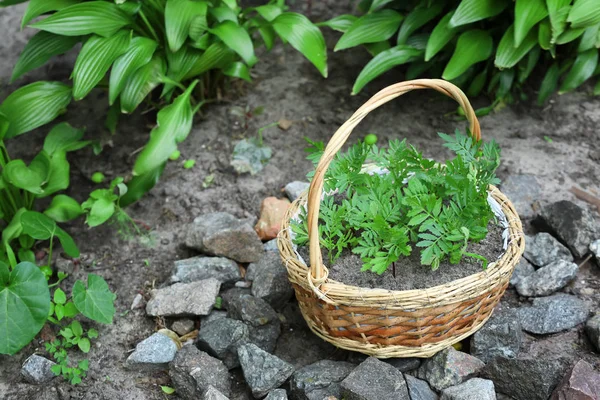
[277,79,525,358]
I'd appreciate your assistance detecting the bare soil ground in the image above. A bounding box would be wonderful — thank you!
[1,2,600,399]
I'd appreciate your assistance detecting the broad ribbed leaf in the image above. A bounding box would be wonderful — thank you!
[369,0,395,12]
[397,0,445,45]
[578,24,600,51]
[109,37,158,104]
[22,0,79,29]
[209,6,238,23]
[334,10,403,51]
[185,42,234,79]
[547,0,571,42]
[518,45,541,83]
[442,30,492,80]
[273,12,328,77]
[316,15,357,33]
[352,45,423,94]
[556,27,585,44]
[450,0,510,28]
[11,32,80,83]
[258,25,276,50]
[223,62,251,82]
[559,48,598,93]
[425,11,457,61]
[30,1,132,37]
[44,195,83,222]
[72,31,131,100]
[467,69,488,97]
[0,0,28,6]
[133,82,197,176]
[538,18,553,50]
[568,0,600,29]
[189,15,208,41]
[538,63,559,104]
[43,122,87,155]
[365,41,392,56]
[495,25,538,69]
[0,81,72,139]
[162,46,202,96]
[514,0,548,47]
[165,0,208,52]
[210,20,257,66]
[255,4,282,22]
[120,163,166,206]
[121,55,166,113]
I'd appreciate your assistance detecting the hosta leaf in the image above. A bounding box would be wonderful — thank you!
[72,31,131,101]
[72,274,116,324]
[538,18,553,50]
[223,61,251,82]
[397,0,445,45]
[495,25,538,69]
[255,4,282,22]
[514,0,548,47]
[316,15,358,33]
[442,30,492,80]
[449,0,510,28]
[334,10,403,51]
[210,20,257,66]
[352,45,423,94]
[162,47,202,96]
[30,1,132,37]
[119,163,166,206]
[0,262,50,355]
[258,25,276,50]
[425,11,457,61]
[185,42,234,79]
[0,0,28,6]
[272,12,327,77]
[568,0,600,29]
[133,82,197,176]
[518,45,541,83]
[44,195,83,222]
[21,0,79,29]
[556,27,586,44]
[538,63,560,104]
[43,122,88,155]
[467,68,488,97]
[209,6,238,23]
[165,0,208,52]
[0,81,72,139]
[578,24,600,51]
[547,0,571,42]
[109,37,158,105]
[41,153,70,197]
[364,41,392,57]
[11,32,80,83]
[559,48,598,93]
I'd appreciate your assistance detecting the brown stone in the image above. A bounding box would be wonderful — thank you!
[551,360,600,400]
[255,197,291,240]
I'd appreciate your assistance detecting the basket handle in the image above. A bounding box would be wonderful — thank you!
[307,79,481,281]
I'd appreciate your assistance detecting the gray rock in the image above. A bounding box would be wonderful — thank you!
[169,346,231,399]
[418,348,485,391]
[514,259,578,297]
[404,375,437,400]
[227,294,281,352]
[185,212,263,263]
[481,357,565,400]
[247,252,293,308]
[237,343,295,398]
[264,239,279,253]
[509,259,535,288]
[550,359,600,400]
[21,355,56,384]
[290,360,356,400]
[523,233,573,267]
[221,287,252,310]
[540,200,598,258]
[500,174,541,219]
[172,257,241,285]
[591,239,600,259]
[172,319,195,336]
[471,307,522,364]
[440,378,495,400]
[146,279,221,317]
[585,314,600,351]
[197,318,249,369]
[285,181,310,201]
[274,329,345,369]
[131,293,144,310]
[386,358,422,372]
[340,357,409,400]
[202,310,228,325]
[518,293,589,334]
[265,389,288,399]
[203,386,230,400]
[125,332,178,371]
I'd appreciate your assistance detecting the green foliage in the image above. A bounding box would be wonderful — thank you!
[291,131,501,274]
[323,0,600,103]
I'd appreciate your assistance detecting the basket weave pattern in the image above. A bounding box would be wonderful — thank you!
[277,80,525,358]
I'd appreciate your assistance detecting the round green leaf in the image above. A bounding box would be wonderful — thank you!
[78,337,91,353]
[72,274,116,324]
[44,194,84,222]
[54,288,67,305]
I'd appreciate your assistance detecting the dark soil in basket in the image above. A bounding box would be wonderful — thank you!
[298,222,505,291]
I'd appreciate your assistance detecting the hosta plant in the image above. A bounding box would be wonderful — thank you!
[320,0,600,105]
[291,131,501,274]
[2,0,327,204]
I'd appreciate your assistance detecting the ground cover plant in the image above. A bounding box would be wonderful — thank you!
[319,0,600,106]
[292,131,501,274]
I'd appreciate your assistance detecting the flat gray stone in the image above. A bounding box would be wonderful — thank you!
[418,348,485,391]
[290,360,356,400]
[385,358,422,372]
[518,293,589,334]
[172,256,241,284]
[500,174,541,219]
[21,355,56,384]
[265,389,288,400]
[172,319,195,336]
[185,212,263,263]
[440,378,496,400]
[146,279,221,317]
[197,318,249,369]
[238,343,295,398]
[285,181,309,201]
[509,258,535,288]
[585,314,600,352]
[203,386,230,400]
[515,259,578,297]
[523,233,573,267]
[125,333,178,371]
[169,346,231,400]
[202,310,228,326]
[247,252,293,308]
[404,375,437,400]
[227,294,281,352]
[341,357,409,400]
[471,307,522,363]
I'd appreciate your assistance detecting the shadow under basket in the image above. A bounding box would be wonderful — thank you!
[276,79,525,358]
